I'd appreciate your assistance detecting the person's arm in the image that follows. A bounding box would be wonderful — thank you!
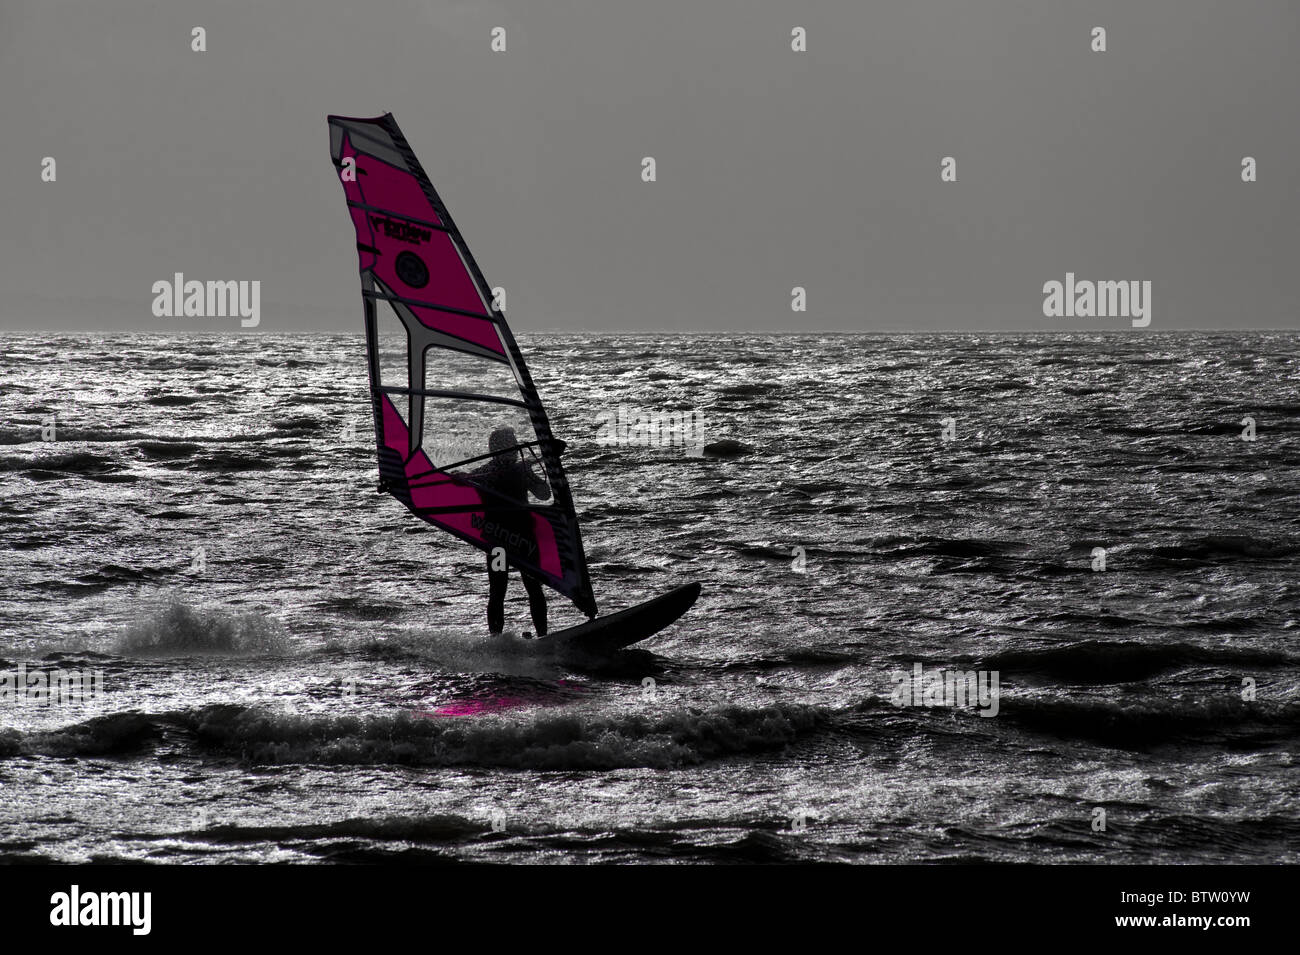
[453,459,494,490]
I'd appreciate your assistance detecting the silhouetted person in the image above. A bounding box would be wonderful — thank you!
[469,426,550,636]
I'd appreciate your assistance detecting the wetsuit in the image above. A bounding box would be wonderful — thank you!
[471,451,551,635]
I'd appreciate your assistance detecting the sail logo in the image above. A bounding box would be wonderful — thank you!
[470,513,539,558]
[595,406,705,456]
[890,662,1000,717]
[368,215,432,245]
[151,273,261,328]
[1042,272,1151,327]
[49,885,151,935]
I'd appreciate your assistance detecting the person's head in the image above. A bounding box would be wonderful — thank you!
[488,426,517,456]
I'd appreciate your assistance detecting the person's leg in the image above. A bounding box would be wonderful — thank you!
[486,552,507,634]
[521,573,548,636]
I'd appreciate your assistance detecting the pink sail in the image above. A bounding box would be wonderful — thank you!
[328,113,596,616]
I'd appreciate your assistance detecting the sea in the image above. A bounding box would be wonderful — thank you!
[0,331,1297,864]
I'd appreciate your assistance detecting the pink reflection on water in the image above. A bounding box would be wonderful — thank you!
[412,680,587,719]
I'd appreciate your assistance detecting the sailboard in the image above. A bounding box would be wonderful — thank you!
[538,582,701,654]
[327,112,699,645]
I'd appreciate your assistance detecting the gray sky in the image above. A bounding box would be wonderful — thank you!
[1,0,1296,332]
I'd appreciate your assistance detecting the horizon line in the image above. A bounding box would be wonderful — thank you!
[1,326,1298,336]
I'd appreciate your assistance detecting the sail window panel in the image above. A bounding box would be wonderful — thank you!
[421,344,523,402]
[374,303,411,423]
[412,395,553,502]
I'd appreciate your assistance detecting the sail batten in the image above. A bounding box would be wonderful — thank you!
[361,290,501,324]
[329,112,597,618]
[378,386,530,409]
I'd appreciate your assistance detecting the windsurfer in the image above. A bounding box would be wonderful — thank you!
[469,426,550,636]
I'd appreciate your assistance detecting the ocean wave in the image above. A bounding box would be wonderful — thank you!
[0,451,118,474]
[1,701,826,769]
[1145,535,1299,562]
[0,426,38,445]
[980,640,1296,683]
[716,383,775,398]
[271,415,326,435]
[189,450,278,472]
[168,814,482,846]
[70,564,169,590]
[115,600,290,656]
[135,440,203,460]
[876,536,1030,560]
[998,696,1300,748]
[5,429,166,444]
[145,395,202,407]
[203,701,823,768]
[162,815,835,863]
[0,711,162,759]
